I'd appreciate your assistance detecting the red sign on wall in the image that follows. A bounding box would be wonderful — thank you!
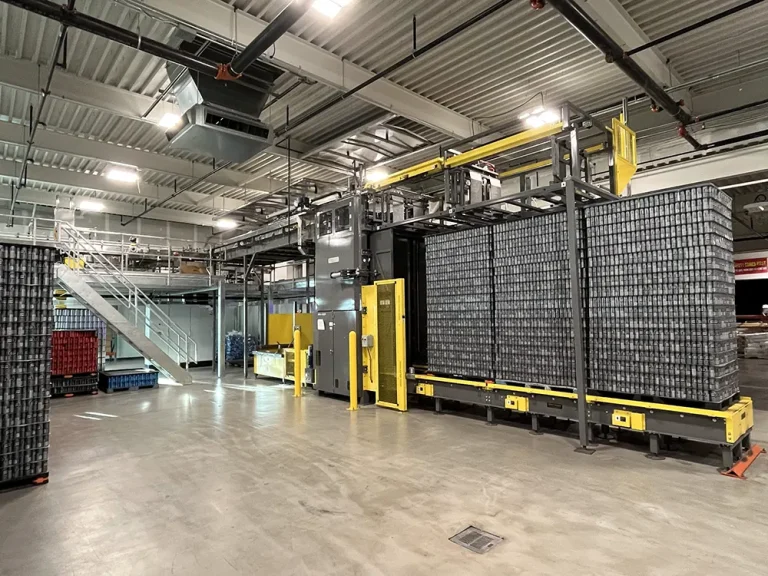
[735,257,768,275]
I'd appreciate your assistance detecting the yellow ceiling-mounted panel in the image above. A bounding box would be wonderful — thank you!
[612,117,637,196]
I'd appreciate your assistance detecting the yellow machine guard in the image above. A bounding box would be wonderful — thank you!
[362,279,407,411]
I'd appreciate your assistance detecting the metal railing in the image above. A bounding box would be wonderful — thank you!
[56,221,199,367]
[0,214,217,286]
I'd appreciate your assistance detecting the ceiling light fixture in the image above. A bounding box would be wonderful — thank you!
[106,167,139,183]
[158,113,182,129]
[80,200,105,212]
[720,177,768,190]
[312,0,351,18]
[519,106,560,129]
[215,218,239,230]
[365,169,390,184]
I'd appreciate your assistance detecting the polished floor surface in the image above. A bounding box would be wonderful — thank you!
[1,369,767,575]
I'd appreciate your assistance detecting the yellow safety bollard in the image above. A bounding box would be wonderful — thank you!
[293,329,302,398]
[348,331,358,411]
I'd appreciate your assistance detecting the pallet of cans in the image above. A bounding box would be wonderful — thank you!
[54,308,106,369]
[99,369,159,393]
[494,212,581,388]
[423,184,738,406]
[0,243,54,489]
[425,228,494,378]
[585,185,737,403]
[51,375,99,397]
[52,330,99,376]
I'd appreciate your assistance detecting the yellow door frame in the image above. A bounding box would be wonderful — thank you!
[371,279,408,412]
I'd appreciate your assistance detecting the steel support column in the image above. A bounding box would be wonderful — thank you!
[243,256,249,378]
[565,179,592,452]
[211,298,217,375]
[217,280,226,379]
[243,254,256,377]
[569,126,581,179]
[260,267,267,346]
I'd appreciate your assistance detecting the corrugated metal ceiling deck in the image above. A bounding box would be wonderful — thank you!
[229,0,639,123]
[0,0,766,222]
[621,0,768,90]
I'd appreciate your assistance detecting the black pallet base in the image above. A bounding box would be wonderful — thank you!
[498,380,576,394]
[587,389,741,411]
[52,389,99,398]
[52,372,98,379]
[100,383,158,394]
[424,372,741,409]
[0,472,49,492]
[425,370,494,383]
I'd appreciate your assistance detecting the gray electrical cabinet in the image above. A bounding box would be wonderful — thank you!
[313,196,369,398]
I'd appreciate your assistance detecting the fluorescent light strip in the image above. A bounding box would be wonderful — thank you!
[720,177,768,190]
[74,415,101,421]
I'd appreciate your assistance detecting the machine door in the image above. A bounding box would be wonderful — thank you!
[374,280,407,411]
[314,311,335,394]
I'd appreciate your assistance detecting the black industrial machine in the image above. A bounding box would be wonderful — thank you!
[313,196,370,399]
[312,194,427,401]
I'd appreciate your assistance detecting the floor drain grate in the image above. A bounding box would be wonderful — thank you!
[449,526,503,554]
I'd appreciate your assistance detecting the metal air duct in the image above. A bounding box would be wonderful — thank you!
[164,29,285,163]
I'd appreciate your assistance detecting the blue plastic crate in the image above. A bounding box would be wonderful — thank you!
[99,369,159,393]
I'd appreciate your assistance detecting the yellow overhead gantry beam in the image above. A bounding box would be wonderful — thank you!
[369,122,564,189]
[499,144,606,179]
[443,123,564,168]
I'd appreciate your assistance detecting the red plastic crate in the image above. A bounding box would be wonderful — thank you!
[51,330,98,376]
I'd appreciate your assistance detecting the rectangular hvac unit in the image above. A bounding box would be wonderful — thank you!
[165,66,279,163]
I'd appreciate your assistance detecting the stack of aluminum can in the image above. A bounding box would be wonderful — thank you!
[54,308,104,331]
[54,308,106,370]
[494,213,579,387]
[585,185,737,402]
[426,228,494,378]
[0,244,54,485]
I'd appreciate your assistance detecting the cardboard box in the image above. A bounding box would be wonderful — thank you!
[179,261,208,274]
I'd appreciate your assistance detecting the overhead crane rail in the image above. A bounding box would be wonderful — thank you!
[369,122,564,189]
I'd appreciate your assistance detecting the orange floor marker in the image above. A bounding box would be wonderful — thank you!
[720,444,766,479]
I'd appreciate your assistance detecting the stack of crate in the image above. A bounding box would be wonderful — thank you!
[99,369,158,393]
[585,185,738,402]
[51,331,99,375]
[52,309,104,396]
[494,213,579,387]
[0,244,54,487]
[425,228,494,378]
[54,308,106,369]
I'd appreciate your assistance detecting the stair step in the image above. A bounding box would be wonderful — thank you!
[55,265,193,385]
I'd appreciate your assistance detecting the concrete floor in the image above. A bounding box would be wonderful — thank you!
[739,358,768,410]
[1,370,768,576]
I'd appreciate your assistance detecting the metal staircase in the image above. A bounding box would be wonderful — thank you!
[55,222,198,385]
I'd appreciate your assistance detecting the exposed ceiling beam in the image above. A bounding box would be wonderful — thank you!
[192,111,394,206]
[0,55,350,176]
[138,0,486,139]
[0,55,171,124]
[0,158,247,212]
[580,0,685,90]
[0,120,286,195]
[0,183,218,226]
[630,141,768,195]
